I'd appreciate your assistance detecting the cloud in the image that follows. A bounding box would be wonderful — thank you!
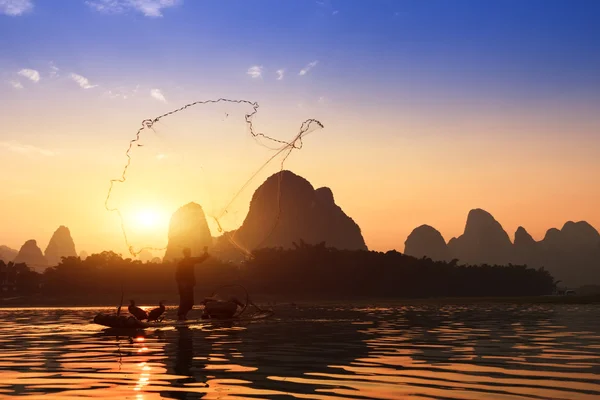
[86,0,181,18]
[70,73,97,89]
[105,89,128,99]
[0,141,55,157]
[332,10,338,15]
[9,80,23,89]
[276,69,285,80]
[86,0,125,14]
[299,61,318,76]
[18,68,40,82]
[247,65,263,79]
[150,88,166,102]
[0,0,34,16]
[103,84,141,100]
[49,62,59,78]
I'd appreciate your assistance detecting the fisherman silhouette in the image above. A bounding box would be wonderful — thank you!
[176,246,210,321]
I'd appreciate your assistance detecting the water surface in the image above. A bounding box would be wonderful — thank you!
[0,303,599,399]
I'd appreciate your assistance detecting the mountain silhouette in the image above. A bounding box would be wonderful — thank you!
[513,226,539,267]
[0,245,18,263]
[448,209,513,266]
[163,202,213,262]
[515,226,537,248]
[13,239,48,272]
[217,170,366,258]
[405,209,600,287]
[536,221,600,287]
[404,225,450,261]
[556,221,600,249]
[44,226,77,266]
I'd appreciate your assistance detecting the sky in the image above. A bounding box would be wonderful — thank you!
[1,0,599,257]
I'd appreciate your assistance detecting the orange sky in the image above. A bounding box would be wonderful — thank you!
[1,89,599,258]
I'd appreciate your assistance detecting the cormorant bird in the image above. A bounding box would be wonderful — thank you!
[128,300,148,321]
[147,300,166,322]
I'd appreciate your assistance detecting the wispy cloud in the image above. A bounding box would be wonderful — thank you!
[49,62,59,78]
[299,61,318,76]
[150,88,166,103]
[332,10,339,15]
[18,68,40,82]
[105,89,128,99]
[85,0,125,14]
[86,0,181,18]
[9,80,23,89]
[103,84,141,100]
[0,0,34,16]
[247,65,263,79]
[70,73,97,89]
[0,141,55,157]
[276,69,285,80]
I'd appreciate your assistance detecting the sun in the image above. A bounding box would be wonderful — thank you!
[133,209,166,230]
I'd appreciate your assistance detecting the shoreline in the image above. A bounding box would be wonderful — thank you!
[1,294,599,308]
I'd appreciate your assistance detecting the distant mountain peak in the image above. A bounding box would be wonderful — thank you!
[315,187,335,205]
[514,226,536,247]
[45,225,77,266]
[464,209,508,237]
[163,201,212,262]
[218,170,367,257]
[406,210,600,287]
[14,239,48,268]
[448,208,513,265]
[0,245,18,263]
[561,220,600,239]
[404,224,450,261]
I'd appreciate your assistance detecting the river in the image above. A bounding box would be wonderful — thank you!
[0,303,599,399]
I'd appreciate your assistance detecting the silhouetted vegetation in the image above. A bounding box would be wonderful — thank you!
[40,251,238,297]
[245,241,556,298]
[0,260,41,294]
[1,242,559,301]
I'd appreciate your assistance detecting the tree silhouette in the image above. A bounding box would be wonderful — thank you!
[4,243,558,301]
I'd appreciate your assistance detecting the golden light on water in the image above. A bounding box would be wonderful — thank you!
[0,306,599,399]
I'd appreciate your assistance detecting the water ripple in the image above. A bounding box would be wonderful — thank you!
[0,303,598,399]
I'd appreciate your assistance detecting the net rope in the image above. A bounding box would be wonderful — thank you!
[105,98,324,258]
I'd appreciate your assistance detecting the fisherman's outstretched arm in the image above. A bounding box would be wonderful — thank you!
[190,253,210,263]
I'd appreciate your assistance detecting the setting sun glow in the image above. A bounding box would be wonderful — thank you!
[131,209,169,231]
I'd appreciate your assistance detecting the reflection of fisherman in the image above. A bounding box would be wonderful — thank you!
[176,246,209,321]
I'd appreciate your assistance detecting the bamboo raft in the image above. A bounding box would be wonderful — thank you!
[93,299,273,329]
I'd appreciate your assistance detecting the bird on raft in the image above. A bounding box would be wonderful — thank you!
[148,301,166,322]
[128,300,148,321]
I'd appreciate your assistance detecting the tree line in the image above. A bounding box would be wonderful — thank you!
[1,241,557,300]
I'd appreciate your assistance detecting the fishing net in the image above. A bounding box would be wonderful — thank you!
[105,99,323,261]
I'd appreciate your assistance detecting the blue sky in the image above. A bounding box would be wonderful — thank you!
[2,0,600,104]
